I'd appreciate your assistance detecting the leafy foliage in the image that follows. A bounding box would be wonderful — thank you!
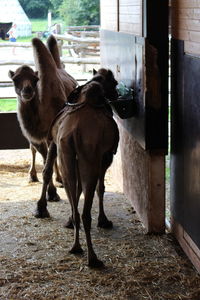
[50,0,63,16]
[19,0,100,25]
[59,0,100,26]
[19,0,53,18]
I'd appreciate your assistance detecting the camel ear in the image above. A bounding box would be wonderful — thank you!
[93,69,97,75]
[8,70,15,79]
[107,69,113,78]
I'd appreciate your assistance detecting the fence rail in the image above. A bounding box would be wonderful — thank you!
[0,56,100,66]
[0,27,100,66]
[0,27,100,99]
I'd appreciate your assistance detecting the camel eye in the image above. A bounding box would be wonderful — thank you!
[13,78,20,87]
[33,77,39,87]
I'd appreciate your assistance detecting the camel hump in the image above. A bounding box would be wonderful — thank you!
[32,37,57,74]
[47,35,62,69]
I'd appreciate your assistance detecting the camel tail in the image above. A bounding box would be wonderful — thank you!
[32,37,57,74]
[46,35,62,69]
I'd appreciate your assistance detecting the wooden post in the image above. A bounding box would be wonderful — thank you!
[48,11,52,31]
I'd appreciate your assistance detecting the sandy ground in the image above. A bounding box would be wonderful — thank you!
[0,149,200,300]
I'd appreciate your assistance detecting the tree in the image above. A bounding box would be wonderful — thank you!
[59,0,100,26]
[19,0,53,18]
[50,0,63,16]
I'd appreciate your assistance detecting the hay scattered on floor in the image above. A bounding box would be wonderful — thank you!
[0,150,200,300]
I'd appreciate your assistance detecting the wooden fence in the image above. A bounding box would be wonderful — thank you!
[0,27,100,97]
[0,27,100,66]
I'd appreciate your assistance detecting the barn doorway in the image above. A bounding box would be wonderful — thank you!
[101,0,200,272]
[101,0,168,233]
[170,0,200,272]
[165,7,172,229]
[1,0,199,274]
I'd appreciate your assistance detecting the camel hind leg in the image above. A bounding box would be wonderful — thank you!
[79,159,104,268]
[59,139,83,253]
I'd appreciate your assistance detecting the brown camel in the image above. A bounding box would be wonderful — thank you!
[28,35,77,183]
[9,35,77,201]
[36,69,119,267]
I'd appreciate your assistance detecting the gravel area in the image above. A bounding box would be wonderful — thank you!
[0,149,200,299]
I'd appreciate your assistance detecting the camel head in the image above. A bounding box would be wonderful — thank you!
[9,65,39,103]
[67,68,118,106]
[92,68,118,101]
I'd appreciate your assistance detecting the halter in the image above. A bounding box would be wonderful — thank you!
[66,73,116,106]
[65,100,106,109]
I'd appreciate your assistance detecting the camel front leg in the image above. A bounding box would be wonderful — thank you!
[32,141,60,202]
[29,143,39,182]
[54,159,63,185]
[35,142,58,218]
[68,198,83,254]
[97,152,113,228]
[96,175,113,229]
[82,183,104,268]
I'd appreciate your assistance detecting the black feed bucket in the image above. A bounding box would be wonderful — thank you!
[109,82,137,119]
[109,98,137,119]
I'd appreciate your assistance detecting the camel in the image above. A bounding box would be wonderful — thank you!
[36,69,119,267]
[28,35,77,183]
[9,35,77,200]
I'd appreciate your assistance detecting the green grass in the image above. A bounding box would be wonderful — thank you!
[0,99,17,111]
[17,36,35,42]
[31,18,64,32]
[31,18,49,32]
[0,18,66,112]
[17,18,65,42]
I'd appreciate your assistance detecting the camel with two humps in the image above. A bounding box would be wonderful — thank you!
[36,69,119,267]
[9,35,77,202]
[29,35,77,184]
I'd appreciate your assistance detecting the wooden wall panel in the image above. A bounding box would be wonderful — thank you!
[100,0,143,35]
[172,219,200,273]
[120,126,165,233]
[100,0,118,31]
[172,0,200,56]
[0,112,29,149]
[119,0,143,35]
[101,28,167,233]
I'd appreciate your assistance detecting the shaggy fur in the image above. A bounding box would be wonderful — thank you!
[9,35,77,198]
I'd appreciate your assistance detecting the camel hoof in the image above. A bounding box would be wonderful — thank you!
[88,259,104,269]
[97,219,113,229]
[34,208,50,218]
[47,193,61,202]
[29,175,39,183]
[64,217,74,229]
[56,182,64,188]
[56,177,63,186]
[69,246,83,255]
